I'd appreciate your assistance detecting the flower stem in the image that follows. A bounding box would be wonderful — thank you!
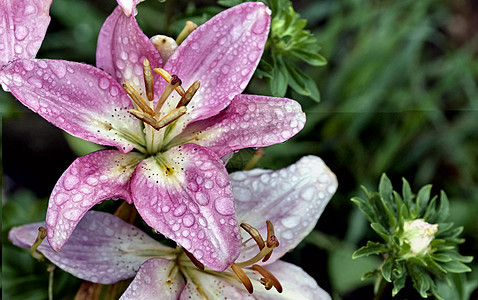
[373,275,389,300]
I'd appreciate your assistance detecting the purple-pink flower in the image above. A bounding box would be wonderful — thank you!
[0,2,305,270]
[9,156,337,299]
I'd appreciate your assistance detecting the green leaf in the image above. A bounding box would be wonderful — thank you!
[402,178,414,211]
[416,184,432,216]
[351,197,376,222]
[392,270,407,296]
[284,60,321,101]
[270,56,288,97]
[381,256,393,282]
[379,174,394,204]
[436,191,450,223]
[290,48,327,66]
[371,222,390,243]
[352,241,387,259]
[217,0,247,7]
[442,261,472,273]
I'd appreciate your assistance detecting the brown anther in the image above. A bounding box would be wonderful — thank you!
[266,235,279,249]
[30,227,47,260]
[183,248,204,270]
[251,264,283,293]
[153,68,186,96]
[128,109,158,128]
[170,74,182,86]
[259,278,274,290]
[262,220,276,262]
[177,80,200,108]
[142,59,155,101]
[122,82,154,115]
[231,263,253,294]
[240,223,265,250]
[154,106,187,130]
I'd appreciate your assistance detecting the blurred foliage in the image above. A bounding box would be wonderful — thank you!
[2,0,477,299]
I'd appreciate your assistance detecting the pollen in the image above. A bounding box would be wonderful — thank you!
[121,59,200,131]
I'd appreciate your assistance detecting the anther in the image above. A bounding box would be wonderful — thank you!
[241,223,265,250]
[251,264,283,293]
[177,80,200,108]
[142,59,155,101]
[231,263,253,294]
[183,248,205,270]
[153,68,186,96]
[263,220,277,262]
[122,82,154,115]
[154,77,183,115]
[154,106,187,130]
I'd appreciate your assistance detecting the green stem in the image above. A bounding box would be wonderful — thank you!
[374,275,389,300]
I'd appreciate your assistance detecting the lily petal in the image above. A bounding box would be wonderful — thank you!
[252,260,332,300]
[169,94,306,157]
[131,144,241,271]
[164,2,271,130]
[231,156,338,264]
[120,258,185,300]
[9,211,169,284]
[96,6,162,94]
[0,0,51,66]
[0,59,145,152]
[47,150,144,251]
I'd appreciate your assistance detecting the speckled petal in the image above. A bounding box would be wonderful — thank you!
[120,258,185,300]
[163,2,270,135]
[47,150,144,251]
[249,260,332,300]
[232,156,338,264]
[170,94,306,157]
[96,6,162,94]
[131,144,241,271]
[0,59,145,152]
[9,211,170,284]
[0,0,51,66]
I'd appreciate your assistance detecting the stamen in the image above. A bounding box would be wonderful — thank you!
[235,245,275,268]
[177,80,200,108]
[128,109,159,128]
[263,220,277,262]
[251,265,283,293]
[230,263,253,294]
[153,68,186,96]
[240,223,265,250]
[122,82,154,115]
[142,59,155,101]
[154,106,187,130]
[30,227,47,260]
[154,78,182,115]
[183,248,205,270]
[244,148,265,170]
[176,21,198,45]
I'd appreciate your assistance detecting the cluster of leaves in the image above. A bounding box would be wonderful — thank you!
[218,0,325,101]
[352,174,473,299]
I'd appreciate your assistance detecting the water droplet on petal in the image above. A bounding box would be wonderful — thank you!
[182,214,195,227]
[99,77,110,89]
[14,26,28,41]
[214,196,234,216]
[173,204,187,217]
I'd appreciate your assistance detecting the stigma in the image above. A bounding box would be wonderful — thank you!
[122,59,200,131]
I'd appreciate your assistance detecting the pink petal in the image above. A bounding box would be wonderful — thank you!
[120,258,185,300]
[164,2,271,132]
[131,144,241,271]
[116,0,141,17]
[0,59,144,152]
[252,260,332,300]
[46,150,144,251]
[232,156,338,264]
[9,211,169,284]
[170,94,306,157]
[96,6,162,95]
[0,0,51,65]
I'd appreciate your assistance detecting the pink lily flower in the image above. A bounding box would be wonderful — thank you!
[0,2,305,271]
[9,156,337,299]
[0,0,51,67]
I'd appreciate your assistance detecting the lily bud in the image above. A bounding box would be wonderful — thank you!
[401,219,438,258]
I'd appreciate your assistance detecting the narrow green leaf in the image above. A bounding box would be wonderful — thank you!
[352,241,387,259]
[402,178,414,210]
[416,184,432,215]
[381,257,393,282]
[351,197,376,222]
[270,56,288,97]
[284,61,321,101]
[371,223,390,243]
[442,261,472,273]
[290,48,327,66]
[392,271,407,296]
[436,191,449,223]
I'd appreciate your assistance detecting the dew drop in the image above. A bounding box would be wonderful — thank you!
[173,204,187,217]
[214,196,234,215]
[99,77,110,90]
[14,25,28,41]
[182,214,195,227]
